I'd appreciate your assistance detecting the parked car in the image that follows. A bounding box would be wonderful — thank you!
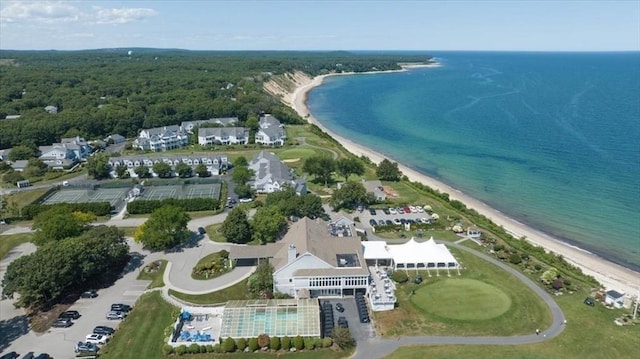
[81,290,98,298]
[106,311,126,320]
[34,354,51,359]
[335,303,345,312]
[197,227,206,235]
[86,333,109,345]
[389,207,397,215]
[93,325,116,335]
[368,219,377,227]
[110,303,132,312]
[52,318,73,328]
[20,353,34,359]
[382,208,391,215]
[337,316,349,328]
[239,198,253,203]
[369,208,376,215]
[59,310,81,319]
[75,341,99,353]
[0,352,19,359]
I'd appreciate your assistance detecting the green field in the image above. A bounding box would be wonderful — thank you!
[374,248,551,337]
[137,259,167,289]
[169,278,250,305]
[411,278,511,320]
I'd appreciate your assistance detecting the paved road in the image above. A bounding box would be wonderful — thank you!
[350,239,566,359]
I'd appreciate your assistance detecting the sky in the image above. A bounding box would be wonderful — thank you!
[0,0,639,51]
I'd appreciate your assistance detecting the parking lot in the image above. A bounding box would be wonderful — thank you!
[0,256,150,358]
[320,298,376,342]
[358,205,436,231]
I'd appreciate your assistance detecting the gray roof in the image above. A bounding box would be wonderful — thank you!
[606,290,624,299]
[142,125,181,137]
[198,127,249,138]
[249,150,292,186]
[258,115,285,139]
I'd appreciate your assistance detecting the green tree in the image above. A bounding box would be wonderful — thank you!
[134,165,150,178]
[303,155,335,186]
[115,163,128,178]
[8,145,37,161]
[332,327,355,349]
[220,207,252,244]
[152,162,173,178]
[175,162,193,178]
[231,166,254,185]
[195,163,209,177]
[3,171,24,185]
[336,157,365,181]
[222,337,236,353]
[248,259,274,295]
[248,338,259,352]
[330,181,369,211]
[233,155,248,167]
[376,159,401,181]
[86,153,111,180]
[134,205,191,251]
[234,184,254,199]
[252,205,286,244]
[293,335,304,350]
[32,206,92,245]
[24,158,48,177]
[297,194,324,219]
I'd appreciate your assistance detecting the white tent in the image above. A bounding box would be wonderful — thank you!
[362,238,460,270]
[387,237,459,270]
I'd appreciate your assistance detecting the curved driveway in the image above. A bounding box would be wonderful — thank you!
[352,239,566,359]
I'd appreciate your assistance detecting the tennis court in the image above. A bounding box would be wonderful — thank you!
[42,188,128,207]
[140,183,221,201]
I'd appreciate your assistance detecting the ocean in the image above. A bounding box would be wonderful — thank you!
[306,52,640,272]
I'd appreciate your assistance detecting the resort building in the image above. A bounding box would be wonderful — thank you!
[181,117,239,133]
[197,127,249,146]
[134,125,189,151]
[229,217,369,299]
[108,155,228,178]
[248,150,306,194]
[255,114,286,146]
[38,136,92,170]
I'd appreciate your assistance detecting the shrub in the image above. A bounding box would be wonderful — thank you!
[281,336,291,350]
[314,337,324,348]
[493,244,505,251]
[304,337,315,350]
[212,344,221,353]
[258,333,270,348]
[162,345,174,355]
[391,270,408,283]
[322,337,333,348]
[563,278,572,287]
[293,335,304,350]
[509,253,522,265]
[175,345,187,355]
[236,337,247,351]
[270,336,281,350]
[248,338,259,351]
[534,263,542,271]
[206,344,215,353]
[332,327,355,349]
[222,337,236,353]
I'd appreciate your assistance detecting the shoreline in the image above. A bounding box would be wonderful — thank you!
[288,69,640,296]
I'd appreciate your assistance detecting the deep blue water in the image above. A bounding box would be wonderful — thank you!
[307,52,640,271]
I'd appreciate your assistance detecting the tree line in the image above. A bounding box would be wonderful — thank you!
[0,50,431,149]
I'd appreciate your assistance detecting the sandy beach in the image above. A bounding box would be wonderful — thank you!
[283,70,640,296]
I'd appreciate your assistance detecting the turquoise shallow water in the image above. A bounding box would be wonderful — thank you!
[307,52,640,271]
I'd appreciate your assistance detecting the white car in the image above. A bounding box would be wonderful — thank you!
[416,206,424,213]
[389,207,397,215]
[239,198,253,203]
[409,206,418,213]
[85,333,108,345]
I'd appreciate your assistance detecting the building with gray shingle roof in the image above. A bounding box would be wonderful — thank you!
[229,217,369,298]
[198,127,249,146]
[134,125,189,151]
[248,151,306,194]
[181,117,239,133]
[255,114,286,146]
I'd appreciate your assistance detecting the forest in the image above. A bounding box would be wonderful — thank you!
[0,50,432,149]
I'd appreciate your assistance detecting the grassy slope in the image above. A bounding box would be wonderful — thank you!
[169,278,250,305]
[136,259,167,289]
[0,232,33,259]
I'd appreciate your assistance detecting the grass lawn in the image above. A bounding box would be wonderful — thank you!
[0,233,33,259]
[204,223,226,243]
[119,226,138,237]
[191,250,231,280]
[374,248,551,337]
[99,291,176,359]
[385,289,639,359]
[411,278,511,321]
[136,259,167,289]
[4,187,48,211]
[169,278,250,305]
[187,350,353,359]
